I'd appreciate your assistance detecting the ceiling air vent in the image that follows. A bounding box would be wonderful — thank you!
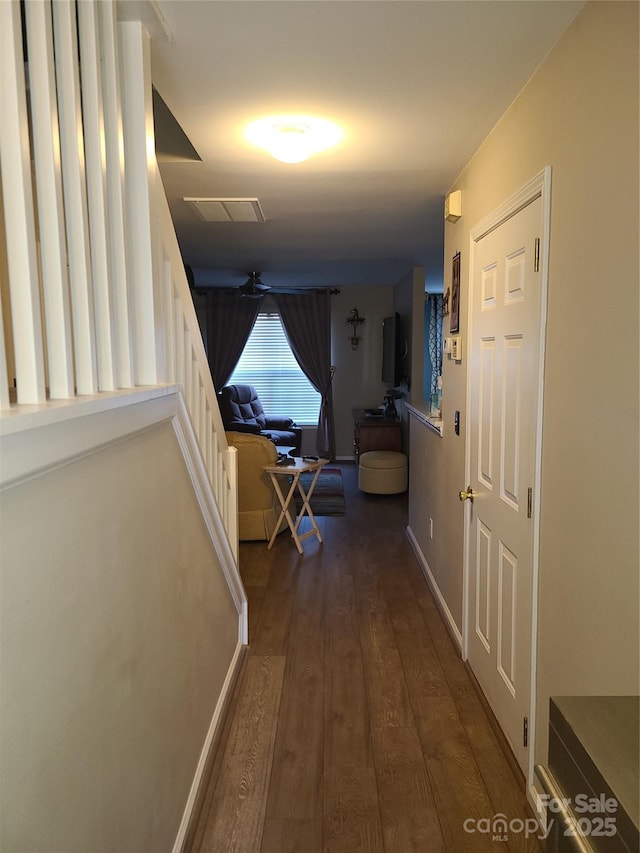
[184,198,265,223]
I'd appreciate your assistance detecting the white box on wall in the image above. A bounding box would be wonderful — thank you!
[444,190,462,222]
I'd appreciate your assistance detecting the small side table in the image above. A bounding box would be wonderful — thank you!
[263,457,328,553]
[352,409,402,459]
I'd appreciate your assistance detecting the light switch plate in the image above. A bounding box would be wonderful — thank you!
[450,336,462,361]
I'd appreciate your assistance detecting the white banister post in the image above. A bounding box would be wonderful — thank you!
[119,20,158,386]
[78,0,115,392]
[98,0,134,389]
[0,0,46,405]
[53,0,98,396]
[25,0,75,401]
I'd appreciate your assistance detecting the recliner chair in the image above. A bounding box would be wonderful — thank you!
[219,384,302,455]
[225,431,290,541]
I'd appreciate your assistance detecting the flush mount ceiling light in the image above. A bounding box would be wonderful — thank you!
[244,115,343,164]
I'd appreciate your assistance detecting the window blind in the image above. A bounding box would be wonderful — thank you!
[229,312,321,425]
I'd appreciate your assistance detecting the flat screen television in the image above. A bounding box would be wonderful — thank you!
[381,312,403,388]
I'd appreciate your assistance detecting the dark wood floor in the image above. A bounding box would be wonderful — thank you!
[191,463,542,852]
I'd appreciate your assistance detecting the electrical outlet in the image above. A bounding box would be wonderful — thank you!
[429,517,434,539]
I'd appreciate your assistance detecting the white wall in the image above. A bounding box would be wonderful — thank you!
[331,285,394,458]
[409,0,639,779]
[0,402,241,851]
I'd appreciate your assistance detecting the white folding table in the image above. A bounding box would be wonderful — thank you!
[263,457,328,553]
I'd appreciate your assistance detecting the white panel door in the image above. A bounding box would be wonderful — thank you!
[466,195,543,773]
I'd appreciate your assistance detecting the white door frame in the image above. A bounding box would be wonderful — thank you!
[461,167,552,791]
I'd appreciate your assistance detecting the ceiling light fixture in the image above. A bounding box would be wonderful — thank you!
[244,115,343,164]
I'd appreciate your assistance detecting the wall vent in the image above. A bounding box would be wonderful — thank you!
[184,198,265,223]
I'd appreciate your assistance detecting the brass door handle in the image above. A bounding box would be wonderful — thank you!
[459,485,475,502]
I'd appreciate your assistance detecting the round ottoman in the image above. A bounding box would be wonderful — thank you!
[358,450,408,494]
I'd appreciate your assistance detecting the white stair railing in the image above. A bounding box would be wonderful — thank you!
[0,0,238,557]
[156,187,239,549]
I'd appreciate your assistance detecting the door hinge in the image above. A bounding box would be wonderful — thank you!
[523,716,529,747]
[527,487,533,519]
[534,238,540,272]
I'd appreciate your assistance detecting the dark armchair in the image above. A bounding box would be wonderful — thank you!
[219,384,302,455]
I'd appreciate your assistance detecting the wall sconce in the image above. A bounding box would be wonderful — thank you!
[345,307,365,350]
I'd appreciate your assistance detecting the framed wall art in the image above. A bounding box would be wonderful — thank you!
[450,251,461,333]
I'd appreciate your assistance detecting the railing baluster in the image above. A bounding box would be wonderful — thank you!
[191,357,200,441]
[78,0,115,391]
[53,0,98,395]
[119,20,157,386]
[162,259,176,383]
[183,329,193,412]
[25,0,75,400]
[198,375,205,445]
[214,453,226,510]
[206,411,214,483]
[212,431,219,496]
[0,0,47,405]
[99,0,133,389]
[175,301,185,389]
[0,296,11,409]
[200,387,207,462]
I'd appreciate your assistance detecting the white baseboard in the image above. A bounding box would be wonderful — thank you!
[405,524,463,653]
[172,639,245,853]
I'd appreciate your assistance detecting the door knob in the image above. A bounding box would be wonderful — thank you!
[459,485,475,502]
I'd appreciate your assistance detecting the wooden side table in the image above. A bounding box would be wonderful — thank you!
[263,457,328,553]
[352,409,402,459]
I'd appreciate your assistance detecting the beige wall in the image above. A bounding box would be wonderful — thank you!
[411,0,639,776]
[331,285,394,457]
[0,418,239,851]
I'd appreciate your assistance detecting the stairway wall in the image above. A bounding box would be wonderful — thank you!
[0,397,241,852]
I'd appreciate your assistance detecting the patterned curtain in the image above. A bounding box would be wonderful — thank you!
[425,294,444,396]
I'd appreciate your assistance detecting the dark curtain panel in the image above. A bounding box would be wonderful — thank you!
[204,291,260,390]
[273,291,335,460]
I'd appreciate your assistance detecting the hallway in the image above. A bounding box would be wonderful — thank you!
[191,464,541,852]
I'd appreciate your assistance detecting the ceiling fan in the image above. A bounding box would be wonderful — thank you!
[237,271,271,298]
[188,269,340,297]
[232,271,336,298]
